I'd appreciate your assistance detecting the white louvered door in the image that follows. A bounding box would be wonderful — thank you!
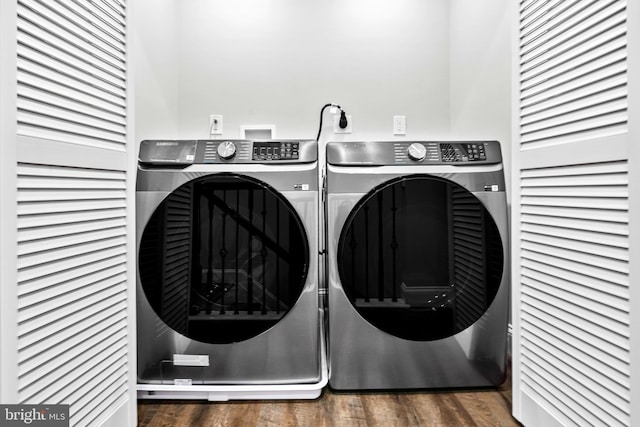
[1,0,136,426]
[513,1,639,426]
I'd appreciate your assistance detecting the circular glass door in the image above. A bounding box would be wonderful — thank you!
[337,175,503,341]
[139,174,309,344]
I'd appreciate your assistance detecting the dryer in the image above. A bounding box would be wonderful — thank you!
[325,140,509,390]
[136,139,324,399]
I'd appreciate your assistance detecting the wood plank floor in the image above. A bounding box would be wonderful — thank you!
[137,379,521,426]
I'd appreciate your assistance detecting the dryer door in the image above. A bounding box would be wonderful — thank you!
[139,174,309,344]
[337,174,503,341]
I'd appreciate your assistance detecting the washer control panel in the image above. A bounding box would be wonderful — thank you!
[139,139,316,166]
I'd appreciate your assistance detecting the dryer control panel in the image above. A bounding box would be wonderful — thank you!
[139,139,316,166]
[327,140,502,166]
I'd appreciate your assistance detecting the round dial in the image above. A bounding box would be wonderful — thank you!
[217,140,237,160]
[407,143,427,161]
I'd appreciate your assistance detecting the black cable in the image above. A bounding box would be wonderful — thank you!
[316,103,345,141]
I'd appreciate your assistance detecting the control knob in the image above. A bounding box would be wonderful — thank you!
[407,143,426,161]
[217,140,236,160]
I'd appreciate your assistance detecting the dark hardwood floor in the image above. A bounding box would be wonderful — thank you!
[138,379,520,426]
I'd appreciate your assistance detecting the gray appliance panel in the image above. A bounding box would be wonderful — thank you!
[327,140,502,165]
[326,168,509,390]
[136,164,321,385]
[139,139,317,165]
[136,166,319,193]
[326,167,505,194]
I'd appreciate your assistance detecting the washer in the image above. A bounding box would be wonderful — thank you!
[136,139,323,399]
[325,140,509,390]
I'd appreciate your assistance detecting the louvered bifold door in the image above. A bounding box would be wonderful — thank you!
[512,1,637,426]
[8,0,136,426]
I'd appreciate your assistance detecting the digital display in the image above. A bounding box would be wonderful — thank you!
[252,142,299,161]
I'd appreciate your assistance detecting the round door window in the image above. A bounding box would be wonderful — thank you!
[139,174,309,344]
[337,175,503,341]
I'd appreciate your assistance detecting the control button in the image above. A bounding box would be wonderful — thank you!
[217,141,237,160]
[408,143,427,161]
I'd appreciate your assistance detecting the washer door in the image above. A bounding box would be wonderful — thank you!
[139,174,309,344]
[337,175,503,341]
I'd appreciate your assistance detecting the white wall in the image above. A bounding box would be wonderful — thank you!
[135,0,511,173]
[134,0,180,141]
[136,0,451,144]
[449,0,512,196]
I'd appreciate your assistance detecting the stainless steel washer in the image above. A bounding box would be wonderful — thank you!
[325,140,509,390]
[136,139,323,399]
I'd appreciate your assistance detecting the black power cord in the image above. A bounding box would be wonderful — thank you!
[316,103,348,141]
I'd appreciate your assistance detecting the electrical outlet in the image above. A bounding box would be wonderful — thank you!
[333,115,352,134]
[393,115,406,135]
[210,114,223,135]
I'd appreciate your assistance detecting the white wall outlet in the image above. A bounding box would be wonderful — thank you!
[210,114,223,135]
[393,115,406,135]
[333,115,352,134]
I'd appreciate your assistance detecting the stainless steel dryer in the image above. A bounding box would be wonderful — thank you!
[325,140,509,390]
[136,139,324,399]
